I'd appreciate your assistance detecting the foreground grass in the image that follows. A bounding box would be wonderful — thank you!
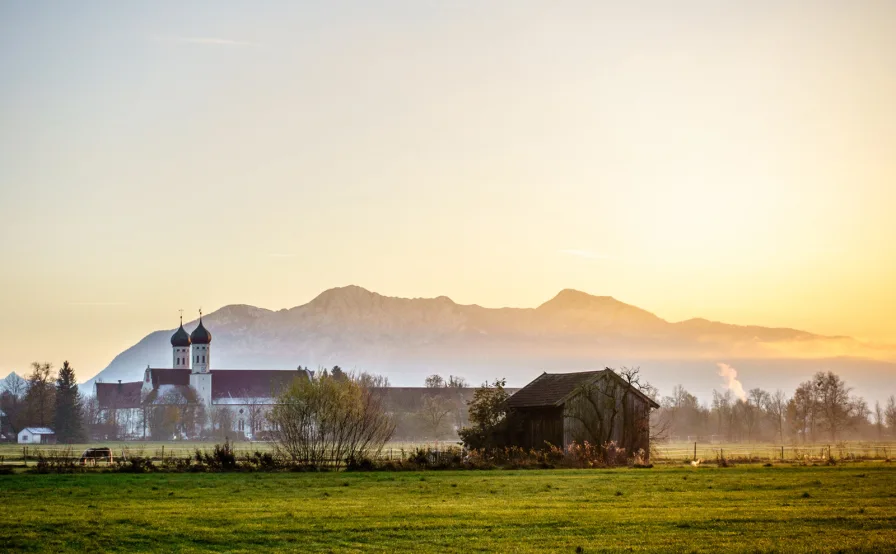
[1,464,895,553]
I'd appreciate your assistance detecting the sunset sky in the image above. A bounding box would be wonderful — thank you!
[1,2,895,381]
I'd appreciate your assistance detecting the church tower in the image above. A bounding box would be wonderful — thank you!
[170,314,191,370]
[190,311,212,373]
[189,310,213,406]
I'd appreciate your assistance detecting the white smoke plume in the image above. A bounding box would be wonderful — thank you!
[716,363,747,401]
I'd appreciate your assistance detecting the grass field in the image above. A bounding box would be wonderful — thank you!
[1,463,894,552]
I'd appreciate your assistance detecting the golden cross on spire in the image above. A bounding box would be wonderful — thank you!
[198,307,203,319]
[178,308,184,324]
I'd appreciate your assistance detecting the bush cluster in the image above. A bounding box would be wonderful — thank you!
[34,448,80,474]
[347,442,649,471]
[24,440,652,474]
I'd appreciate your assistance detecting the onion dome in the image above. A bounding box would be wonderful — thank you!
[190,317,212,345]
[170,321,191,347]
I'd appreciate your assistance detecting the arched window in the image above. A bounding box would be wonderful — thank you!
[196,355,199,363]
[202,355,206,363]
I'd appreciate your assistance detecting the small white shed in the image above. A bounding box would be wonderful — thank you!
[18,427,56,444]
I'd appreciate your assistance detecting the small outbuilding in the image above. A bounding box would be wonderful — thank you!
[506,370,659,455]
[18,427,56,444]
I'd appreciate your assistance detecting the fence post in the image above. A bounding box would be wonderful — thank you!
[781,446,784,460]
[693,442,697,461]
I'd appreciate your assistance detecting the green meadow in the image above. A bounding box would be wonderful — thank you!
[2,464,895,553]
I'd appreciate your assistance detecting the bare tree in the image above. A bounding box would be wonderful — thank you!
[662,385,705,440]
[447,375,468,388]
[24,362,55,427]
[270,371,395,467]
[424,374,445,388]
[873,401,885,439]
[740,398,759,442]
[208,406,235,440]
[712,390,733,440]
[243,395,269,439]
[564,367,655,458]
[83,395,102,436]
[418,394,453,438]
[814,371,858,441]
[764,390,788,443]
[355,371,390,388]
[145,386,204,440]
[787,381,818,443]
[886,396,896,436]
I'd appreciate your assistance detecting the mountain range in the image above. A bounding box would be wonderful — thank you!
[84,286,896,403]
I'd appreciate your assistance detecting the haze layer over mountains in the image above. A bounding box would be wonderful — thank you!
[85,286,896,403]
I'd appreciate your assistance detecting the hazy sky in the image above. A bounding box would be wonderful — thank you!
[2,1,895,381]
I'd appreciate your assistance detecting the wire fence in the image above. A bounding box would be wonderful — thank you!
[3,440,894,466]
[0,441,455,465]
[654,441,896,462]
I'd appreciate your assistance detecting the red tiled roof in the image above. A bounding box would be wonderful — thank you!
[149,368,190,388]
[209,369,309,400]
[96,381,143,409]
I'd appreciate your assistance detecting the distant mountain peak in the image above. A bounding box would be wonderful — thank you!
[311,285,375,300]
[538,289,622,311]
[304,285,382,312]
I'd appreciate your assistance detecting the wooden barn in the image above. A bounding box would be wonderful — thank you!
[506,370,659,455]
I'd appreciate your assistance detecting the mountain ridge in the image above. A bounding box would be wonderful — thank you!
[83,286,895,401]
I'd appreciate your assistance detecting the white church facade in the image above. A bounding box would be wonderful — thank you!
[95,314,308,439]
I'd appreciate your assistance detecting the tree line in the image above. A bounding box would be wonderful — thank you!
[656,371,896,443]
[4,363,894,446]
[0,362,88,443]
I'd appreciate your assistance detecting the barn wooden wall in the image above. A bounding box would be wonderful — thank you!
[561,377,652,454]
[513,406,564,449]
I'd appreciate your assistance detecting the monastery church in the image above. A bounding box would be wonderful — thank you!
[94,314,309,438]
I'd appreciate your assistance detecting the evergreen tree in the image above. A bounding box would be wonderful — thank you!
[24,362,55,427]
[54,361,87,442]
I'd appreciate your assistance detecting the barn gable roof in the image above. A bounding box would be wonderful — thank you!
[508,370,660,409]
[507,371,606,408]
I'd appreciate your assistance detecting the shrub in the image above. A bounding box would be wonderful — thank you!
[716,452,733,468]
[270,372,395,469]
[345,456,375,472]
[115,457,154,473]
[33,448,79,474]
[159,456,193,472]
[241,451,281,472]
[458,379,511,450]
[194,440,238,471]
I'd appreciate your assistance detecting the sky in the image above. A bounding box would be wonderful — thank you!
[1,1,895,382]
